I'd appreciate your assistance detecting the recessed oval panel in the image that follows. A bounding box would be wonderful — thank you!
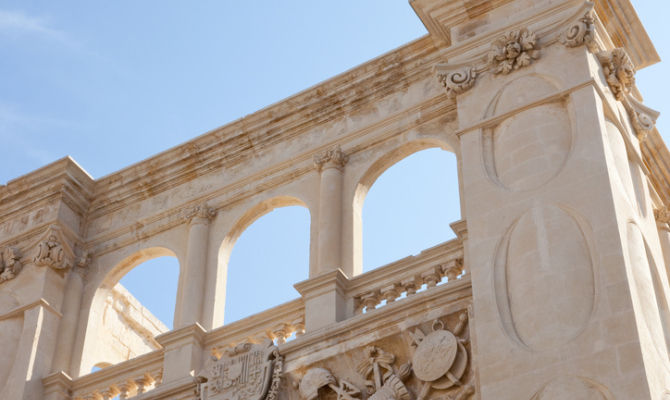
[531,376,613,400]
[496,206,595,350]
[492,103,571,191]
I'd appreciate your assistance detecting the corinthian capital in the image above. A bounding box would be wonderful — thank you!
[314,146,348,172]
[183,203,217,225]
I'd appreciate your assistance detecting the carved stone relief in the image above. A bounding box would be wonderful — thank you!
[183,203,217,224]
[597,48,635,101]
[0,247,22,282]
[314,146,348,172]
[559,10,595,50]
[487,29,540,75]
[197,340,283,400]
[296,311,474,400]
[33,226,74,271]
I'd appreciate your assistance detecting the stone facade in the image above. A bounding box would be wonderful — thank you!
[1,0,669,399]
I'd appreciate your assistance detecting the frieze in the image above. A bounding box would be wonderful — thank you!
[296,310,474,400]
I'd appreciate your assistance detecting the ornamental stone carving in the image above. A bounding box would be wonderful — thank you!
[314,146,348,171]
[197,340,282,400]
[436,67,477,98]
[357,346,411,400]
[410,314,473,400]
[183,203,217,224]
[597,48,635,101]
[560,10,595,49]
[33,227,73,271]
[0,247,22,282]
[623,94,660,141]
[487,29,540,74]
[299,368,361,400]
[655,207,670,224]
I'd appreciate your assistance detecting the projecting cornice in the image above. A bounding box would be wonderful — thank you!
[410,0,658,69]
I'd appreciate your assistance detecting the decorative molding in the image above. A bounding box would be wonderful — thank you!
[560,4,595,50]
[0,246,22,282]
[487,28,540,75]
[597,48,635,101]
[33,225,74,271]
[313,146,348,172]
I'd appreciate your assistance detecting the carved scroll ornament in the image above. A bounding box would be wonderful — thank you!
[560,10,595,49]
[437,67,477,99]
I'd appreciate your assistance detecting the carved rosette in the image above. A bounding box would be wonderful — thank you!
[33,227,74,271]
[436,67,477,98]
[487,28,540,74]
[560,11,595,49]
[597,48,635,101]
[314,146,348,172]
[0,247,22,282]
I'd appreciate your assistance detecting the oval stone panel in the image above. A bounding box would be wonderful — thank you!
[531,376,612,400]
[492,103,571,191]
[497,206,595,350]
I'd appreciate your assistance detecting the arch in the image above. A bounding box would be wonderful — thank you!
[352,139,460,274]
[77,246,180,376]
[216,195,311,325]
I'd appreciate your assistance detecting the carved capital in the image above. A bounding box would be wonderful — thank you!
[597,48,635,101]
[183,204,217,225]
[560,9,595,49]
[0,247,22,283]
[488,28,540,75]
[33,226,74,271]
[314,146,348,172]
[436,66,477,98]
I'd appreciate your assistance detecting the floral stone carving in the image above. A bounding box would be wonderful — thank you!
[197,340,283,400]
[0,247,22,282]
[410,313,474,400]
[597,48,635,101]
[314,146,348,171]
[487,29,539,74]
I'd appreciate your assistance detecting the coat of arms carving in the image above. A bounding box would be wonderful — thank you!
[198,340,283,400]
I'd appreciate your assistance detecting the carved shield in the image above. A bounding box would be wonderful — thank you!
[203,341,278,400]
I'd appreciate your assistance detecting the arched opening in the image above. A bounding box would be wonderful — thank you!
[218,197,311,325]
[79,248,180,375]
[354,145,460,273]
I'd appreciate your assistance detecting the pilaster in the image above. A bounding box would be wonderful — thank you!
[294,269,350,331]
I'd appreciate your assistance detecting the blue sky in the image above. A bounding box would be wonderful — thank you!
[1,2,668,333]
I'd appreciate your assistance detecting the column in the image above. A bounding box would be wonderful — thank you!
[51,265,85,375]
[314,146,348,276]
[174,204,216,328]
